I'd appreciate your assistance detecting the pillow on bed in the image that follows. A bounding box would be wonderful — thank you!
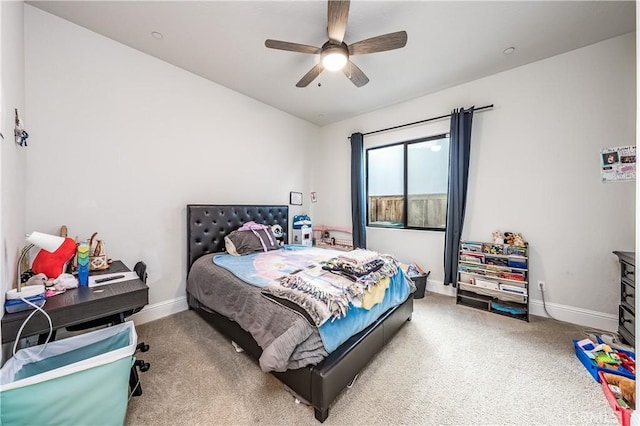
[225,228,279,256]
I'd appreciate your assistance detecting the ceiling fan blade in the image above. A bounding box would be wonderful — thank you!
[296,63,324,87]
[343,60,369,88]
[265,39,321,54]
[348,31,408,55]
[327,1,350,44]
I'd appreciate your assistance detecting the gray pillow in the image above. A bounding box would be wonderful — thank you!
[225,228,279,256]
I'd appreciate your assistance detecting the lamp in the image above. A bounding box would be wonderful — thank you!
[321,45,348,71]
[7,232,65,300]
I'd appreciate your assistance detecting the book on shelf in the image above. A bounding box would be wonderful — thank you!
[507,258,528,269]
[474,278,500,290]
[506,245,527,257]
[481,269,525,281]
[461,242,483,253]
[499,283,527,295]
[496,271,525,281]
[459,265,487,275]
[486,257,508,267]
[460,252,485,264]
[485,264,506,271]
[482,243,505,255]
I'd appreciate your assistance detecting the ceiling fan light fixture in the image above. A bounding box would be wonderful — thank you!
[265,1,407,87]
[322,47,348,71]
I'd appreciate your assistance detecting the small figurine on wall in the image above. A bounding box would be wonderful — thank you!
[492,230,504,244]
[14,109,29,147]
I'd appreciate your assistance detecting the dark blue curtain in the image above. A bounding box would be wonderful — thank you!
[350,132,366,248]
[444,107,474,286]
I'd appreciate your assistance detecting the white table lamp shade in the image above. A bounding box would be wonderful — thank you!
[6,231,67,299]
[26,232,65,253]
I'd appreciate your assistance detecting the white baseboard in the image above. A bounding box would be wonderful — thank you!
[129,295,189,326]
[425,279,618,332]
[425,279,457,297]
[128,284,619,334]
[529,299,618,332]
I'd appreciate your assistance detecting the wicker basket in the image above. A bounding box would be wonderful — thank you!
[89,232,111,271]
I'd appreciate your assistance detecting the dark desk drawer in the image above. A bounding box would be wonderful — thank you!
[618,304,635,344]
[621,278,635,313]
[621,261,635,283]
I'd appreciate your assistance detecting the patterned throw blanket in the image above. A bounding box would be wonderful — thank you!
[213,247,413,354]
[262,250,399,327]
[213,246,343,287]
[214,246,402,327]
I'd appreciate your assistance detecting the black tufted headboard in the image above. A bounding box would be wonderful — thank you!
[187,204,288,273]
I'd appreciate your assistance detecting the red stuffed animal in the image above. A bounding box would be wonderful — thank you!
[31,237,77,279]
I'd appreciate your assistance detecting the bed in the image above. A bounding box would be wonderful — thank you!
[186,204,414,422]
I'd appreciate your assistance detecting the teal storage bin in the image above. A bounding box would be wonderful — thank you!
[1,321,137,426]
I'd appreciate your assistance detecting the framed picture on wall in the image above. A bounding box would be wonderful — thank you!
[290,191,303,205]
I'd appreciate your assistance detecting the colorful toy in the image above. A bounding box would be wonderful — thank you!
[618,352,636,374]
[596,353,621,366]
[512,233,526,247]
[31,237,77,280]
[492,231,504,244]
[603,373,636,407]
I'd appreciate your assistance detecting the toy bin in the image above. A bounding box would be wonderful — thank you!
[573,339,635,382]
[0,321,137,426]
[598,371,634,426]
[411,274,427,299]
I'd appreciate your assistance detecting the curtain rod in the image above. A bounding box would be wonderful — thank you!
[349,104,493,139]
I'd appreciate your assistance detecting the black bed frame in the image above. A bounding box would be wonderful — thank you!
[186,204,413,422]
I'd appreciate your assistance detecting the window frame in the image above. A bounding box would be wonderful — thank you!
[365,133,449,232]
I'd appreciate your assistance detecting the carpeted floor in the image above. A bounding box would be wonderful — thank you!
[125,293,621,425]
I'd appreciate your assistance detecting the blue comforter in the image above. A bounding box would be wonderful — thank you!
[318,268,410,352]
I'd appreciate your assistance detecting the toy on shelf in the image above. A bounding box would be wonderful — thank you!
[503,232,526,247]
[492,231,504,244]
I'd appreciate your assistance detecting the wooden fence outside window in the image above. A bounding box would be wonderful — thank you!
[368,194,447,229]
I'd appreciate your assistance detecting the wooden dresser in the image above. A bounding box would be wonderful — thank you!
[613,251,635,345]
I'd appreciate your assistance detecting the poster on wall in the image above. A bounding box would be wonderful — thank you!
[601,145,636,182]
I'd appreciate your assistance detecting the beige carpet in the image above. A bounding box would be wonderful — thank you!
[125,293,621,425]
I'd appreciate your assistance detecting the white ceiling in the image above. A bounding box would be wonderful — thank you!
[27,1,636,126]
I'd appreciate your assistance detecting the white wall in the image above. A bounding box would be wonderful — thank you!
[24,6,318,315]
[1,1,27,346]
[15,6,638,334]
[313,33,636,331]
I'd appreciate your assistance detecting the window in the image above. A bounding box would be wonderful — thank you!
[366,134,450,230]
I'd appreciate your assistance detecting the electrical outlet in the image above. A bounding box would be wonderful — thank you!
[538,281,545,290]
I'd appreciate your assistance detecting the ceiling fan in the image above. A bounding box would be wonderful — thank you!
[265,0,407,88]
